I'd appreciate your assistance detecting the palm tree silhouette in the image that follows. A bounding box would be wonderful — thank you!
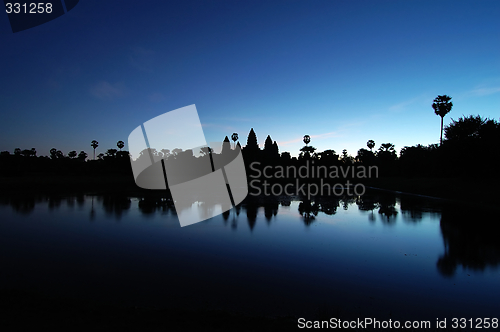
[91,140,99,160]
[432,95,453,146]
[379,143,395,152]
[49,148,57,159]
[117,140,125,151]
[300,136,315,159]
[231,133,238,149]
[367,140,375,151]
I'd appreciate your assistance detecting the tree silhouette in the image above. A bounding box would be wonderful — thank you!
[78,151,87,161]
[171,148,182,157]
[106,149,118,157]
[117,141,125,151]
[49,148,57,160]
[444,115,493,142]
[341,149,353,164]
[200,147,212,157]
[318,149,337,163]
[377,143,397,164]
[432,95,453,146]
[231,133,238,149]
[68,151,77,159]
[281,152,291,160]
[367,140,375,151]
[379,143,395,152]
[299,145,316,160]
[160,149,171,159]
[356,148,375,164]
[91,140,99,160]
[20,149,31,157]
[298,135,315,159]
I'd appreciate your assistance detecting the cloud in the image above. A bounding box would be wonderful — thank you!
[201,123,236,132]
[388,95,429,113]
[467,86,500,97]
[220,117,255,122]
[90,81,125,100]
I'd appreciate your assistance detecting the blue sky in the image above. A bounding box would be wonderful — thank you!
[1,0,499,158]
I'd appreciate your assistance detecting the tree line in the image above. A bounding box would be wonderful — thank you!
[1,95,499,180]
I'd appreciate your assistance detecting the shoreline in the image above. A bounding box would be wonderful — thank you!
[0,173,498,207]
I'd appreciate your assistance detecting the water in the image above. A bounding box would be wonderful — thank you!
[0,191,499,323]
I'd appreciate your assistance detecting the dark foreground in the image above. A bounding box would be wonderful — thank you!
[1,175,499,331]
[0,289,297,332]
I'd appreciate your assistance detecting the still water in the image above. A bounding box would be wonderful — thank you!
[1,191,499,322]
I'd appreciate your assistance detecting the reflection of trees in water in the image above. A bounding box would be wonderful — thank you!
[222,210,230,224]
[357,192,439,224]
[64,194,86,208]
[356,195,377,221]
[313,196,341,216]
[357,192,443,224]
[437,207,500,277]
[264,202,279,224]
[376,195,398,223]
[222,204,243,230]
[399,195,441,222]
[400,204,423,221]
[138,196,174,215]
[318,199,338,216]
[48,196,62,210]
[355,192,399,223]
[298,200,319,225]
[356,195,376,211]
[0,195,36,215]
[102,196,131,219]
[0,194,92,215]
[279,197,291,207]
[341,196,356,210]
[297,196,348,225]
[222,204,242,230]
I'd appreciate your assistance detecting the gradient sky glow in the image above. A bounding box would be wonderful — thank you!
[1,0,499,158]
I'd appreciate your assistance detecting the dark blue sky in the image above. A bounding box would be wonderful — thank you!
[1,0,499,157]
